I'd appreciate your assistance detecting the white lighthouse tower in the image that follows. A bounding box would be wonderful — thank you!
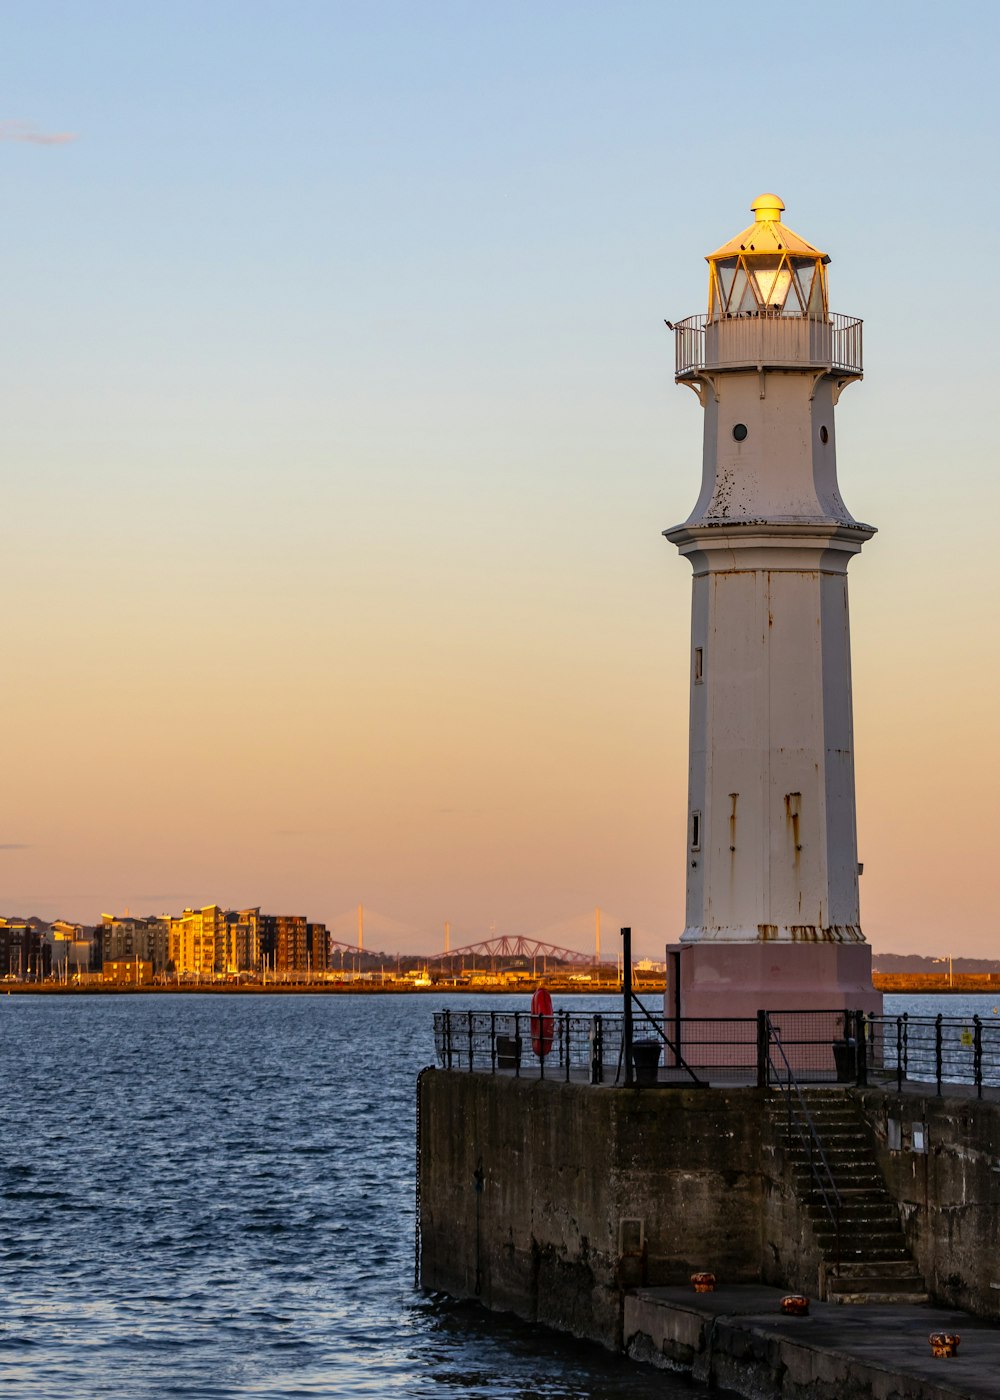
[665,194,881,1020]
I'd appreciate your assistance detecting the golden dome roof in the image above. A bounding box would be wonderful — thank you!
[708,194,829,264]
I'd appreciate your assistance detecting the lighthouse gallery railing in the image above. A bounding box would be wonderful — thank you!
[674,312,862,379]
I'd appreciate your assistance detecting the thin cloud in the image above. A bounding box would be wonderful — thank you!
[0,843,30,850]
[0,120,78,146]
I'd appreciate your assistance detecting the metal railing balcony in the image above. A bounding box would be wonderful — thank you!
[673,311,862,379]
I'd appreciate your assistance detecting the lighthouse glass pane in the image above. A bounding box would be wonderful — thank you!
[782,276,804,315]
[728,267,754,315]
[715,258,737,313]
[792,259,815,311]
[808,268,825,318]
[750,256,780,305]
[769,265,792,310]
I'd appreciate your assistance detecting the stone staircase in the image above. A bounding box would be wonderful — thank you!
[773,1087,928,1305]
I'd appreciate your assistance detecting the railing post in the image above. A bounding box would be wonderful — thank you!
[622,927,634,1087]
[974,1015,983,1099]
[756,1009,768,1089]
[592,1013,603,1085]
[935,1013,943,1096]
[444,1009,453,1070]
[564,1011,571,1083]
[490,1010,496,1075]
[513,1011,520,1079]
[856,1009,868,1087]
[467,1009,474,1072]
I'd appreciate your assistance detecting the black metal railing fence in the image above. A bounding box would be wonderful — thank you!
[864,1012,997,1098]
[433,1008,1000,1095]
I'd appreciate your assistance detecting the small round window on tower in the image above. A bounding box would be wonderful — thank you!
[732,423,748,442]
[820,425,829,444]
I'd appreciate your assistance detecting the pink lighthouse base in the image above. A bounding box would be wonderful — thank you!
[665,940,883,1024]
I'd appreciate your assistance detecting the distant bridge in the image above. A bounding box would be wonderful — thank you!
[427,935,595,968]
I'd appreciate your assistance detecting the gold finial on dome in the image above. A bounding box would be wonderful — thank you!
[750,193,785,223]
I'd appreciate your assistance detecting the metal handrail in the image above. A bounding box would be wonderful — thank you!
[766,1013,842,1272]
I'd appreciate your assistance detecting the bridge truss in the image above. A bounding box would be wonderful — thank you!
[427,935,593,967]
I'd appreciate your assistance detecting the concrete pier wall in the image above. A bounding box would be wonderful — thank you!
[420,1070,1000,1348]
[417,1069,817,1347]
[856,1089,1000,1319]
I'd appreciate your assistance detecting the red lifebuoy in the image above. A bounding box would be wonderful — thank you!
[530,986,554,1059]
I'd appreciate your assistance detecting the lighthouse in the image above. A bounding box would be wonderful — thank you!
[664,195,881,1021]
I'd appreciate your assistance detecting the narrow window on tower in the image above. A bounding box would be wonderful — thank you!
[694,646,704,683]
[690,811,702,851]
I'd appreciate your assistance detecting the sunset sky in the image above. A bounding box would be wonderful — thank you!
[2,2,998,958]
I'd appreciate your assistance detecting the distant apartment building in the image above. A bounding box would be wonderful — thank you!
[168,905,228,976]
[0,918,50,978]
[253,913,324,975]
[237,910,326,975]
[308,922,329,974]
[48,920,93,976]
[228,909,262,974]
[100,914,170,973]
[85,904,331,978]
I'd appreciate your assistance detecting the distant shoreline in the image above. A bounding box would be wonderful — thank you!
[0,982,630,996]
[2,977,995,997]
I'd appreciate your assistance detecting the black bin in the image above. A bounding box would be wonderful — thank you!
[832,1038,856,1083]
[496,1035,521,1070]
[631,1039,661,1085]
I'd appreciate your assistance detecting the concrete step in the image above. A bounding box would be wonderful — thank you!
[827,1289,931,1305]
[790,1163,879,1181]
[795,1176,889,1194]
[806,1193,895,1209]
[812,1237,907,1260]
[818,1242,910,1261]
[806,1207,901,1226]
[798,1182,888,1198]
[814,1221,906,1238]
[780,1132,870,1149]
[804,1202,900,1221]
[785,1138,870,1152]
[831,1273,926,1293]
[785,1148,876,1166]
[835,1259,925,1279]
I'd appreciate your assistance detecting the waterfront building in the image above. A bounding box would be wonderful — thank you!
[100,914,170,972]
[102,958,153,985]
[271,914,308,975]
[0,917,50,978]
[48,920,93,977]
[665,195,880,1019]
[229,908,263,974]
[168,904,228,977]
[307,921,329,974]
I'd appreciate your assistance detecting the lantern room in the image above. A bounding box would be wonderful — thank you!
[707,194,829,320]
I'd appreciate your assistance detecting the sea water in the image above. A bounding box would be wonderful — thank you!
[0,992,717,1399]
